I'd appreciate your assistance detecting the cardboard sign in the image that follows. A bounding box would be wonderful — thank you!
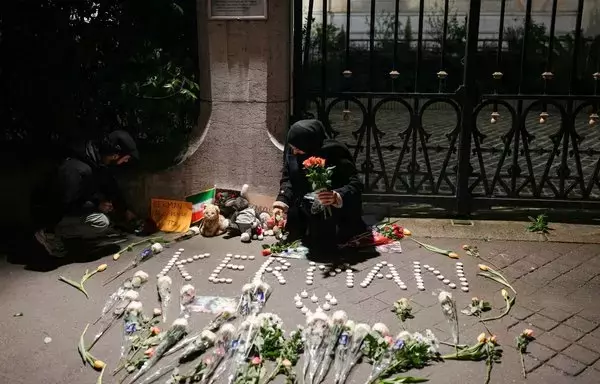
[151,198,193,233]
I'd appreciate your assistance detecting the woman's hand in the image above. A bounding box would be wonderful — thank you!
[317,191,342,207]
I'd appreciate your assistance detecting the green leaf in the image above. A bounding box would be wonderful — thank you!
[380,376,429,383]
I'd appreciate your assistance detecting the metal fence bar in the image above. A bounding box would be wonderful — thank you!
[455,0,481,215]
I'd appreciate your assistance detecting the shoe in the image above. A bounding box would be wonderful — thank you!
[34,230,67,258]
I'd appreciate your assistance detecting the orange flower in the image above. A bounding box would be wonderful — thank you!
[302,156,326,168]
[477,333,487,343]
[150,326,161,335]
[489,335,498,344]
[523,329,534,338]
[144,347,155,357]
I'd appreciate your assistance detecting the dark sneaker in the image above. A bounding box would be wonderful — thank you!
[34,230,67,258]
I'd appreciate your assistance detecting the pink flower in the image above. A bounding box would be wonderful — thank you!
[384,335,394,345]
[251,356,262,365]
[281,359,292,368]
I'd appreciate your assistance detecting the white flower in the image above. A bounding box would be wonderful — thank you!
[151,243,164,253]
[220,324,236,340]
[201,330,217,344]
[134,270,149,282]
[123,290,139,301]
[173,317,189,328]
[126,300,143,314]
[242,283,255,293]
[424,329,439,352]
[372,322,390,337]
[332,310,348,326]
[189,226,200,235]
[438,290,453,304]
[344,320,356,333]
[396,331,412,341]
[153,308,162,317]
[354,323,371,340]
[412,332,426,343]
[180,284,196,296]
[307,311,329,325]
[157,275,172,288]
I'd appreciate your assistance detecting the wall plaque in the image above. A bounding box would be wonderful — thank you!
[208,0,268,20]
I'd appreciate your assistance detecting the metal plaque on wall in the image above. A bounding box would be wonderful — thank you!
[208,0,268,20]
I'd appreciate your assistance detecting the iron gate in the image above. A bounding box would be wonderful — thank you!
[292,0,600,214]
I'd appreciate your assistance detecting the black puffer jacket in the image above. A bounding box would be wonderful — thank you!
[276,138,363,209]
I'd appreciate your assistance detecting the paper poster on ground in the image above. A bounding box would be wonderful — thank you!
[150,198,193,233]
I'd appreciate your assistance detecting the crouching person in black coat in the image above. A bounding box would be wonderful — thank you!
[272,120,367,255]
[33,130,139,257]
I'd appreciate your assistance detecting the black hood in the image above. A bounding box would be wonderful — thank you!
[286,119,331,155]
[66,139,102,169]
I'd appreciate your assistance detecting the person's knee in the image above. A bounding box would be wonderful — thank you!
[85,213,110,230]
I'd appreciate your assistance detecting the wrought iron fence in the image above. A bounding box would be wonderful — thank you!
[292,0,600,214]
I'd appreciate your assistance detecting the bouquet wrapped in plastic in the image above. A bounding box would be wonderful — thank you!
[302,310,331,384]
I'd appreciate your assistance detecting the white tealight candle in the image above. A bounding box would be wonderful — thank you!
[300,290,308,298]
[310,294,318,303]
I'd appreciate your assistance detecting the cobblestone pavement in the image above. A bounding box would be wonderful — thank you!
[312,101,600,198]
[0,236,599,383]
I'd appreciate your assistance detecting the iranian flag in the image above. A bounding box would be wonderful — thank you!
[186,187,216,224]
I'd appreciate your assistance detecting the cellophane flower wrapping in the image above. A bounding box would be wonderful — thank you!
[157,276,172,323]
[120,298,143,359]
[197,325,237,384]
[438,291,459,346]
[332,320,354,383]
[128,318,188,384]
[179,284,196,319]
[338,322,370,383]
[315,310,348,384]
[302,311,331,384]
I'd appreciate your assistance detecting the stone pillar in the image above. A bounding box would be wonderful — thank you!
[131,0,290,212]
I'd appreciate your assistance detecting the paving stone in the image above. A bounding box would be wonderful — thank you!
[564,316,599,334]
[355,297,389,314]
[539,307,576,322]
[552,324,586,342]
[562,343,600,366]
[577,335,600,354]
[535,332,572,352]
[593,358,600,372]
[510,305,535,320]
[527,313,560,331]
[575,367,600,383]
[524,253,557,268]
[547,354,587,376]
[527,342,558,363]
[502,264,531,279]
[523,355,544,373]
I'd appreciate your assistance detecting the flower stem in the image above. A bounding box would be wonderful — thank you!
[520,351,527,378]
[261,362,281,384]
[480,296,515,322]
[485,361,492,384]
[59,276,89,299]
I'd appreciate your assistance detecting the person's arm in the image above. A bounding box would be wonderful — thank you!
[332,158,363,208]
[273,156,294,212]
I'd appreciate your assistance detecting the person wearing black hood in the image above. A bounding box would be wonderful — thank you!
[33,130,140,257]
[272,119,367,254]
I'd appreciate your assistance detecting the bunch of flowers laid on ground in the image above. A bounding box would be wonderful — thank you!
[438,291,459,352]
[59,263,107,299]
[516,329,535,378]
[127,317,189,383]
[157,276,172,323]
[95,270,149,325]
[442,333,503,384]
[392,298,414,328]
[362,324,439,384]
[334,322,371,383]
[380,224,406,241]
[302,156,335,218]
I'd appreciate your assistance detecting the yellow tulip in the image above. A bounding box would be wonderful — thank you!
[96,264,108,272]
[501,289,508,299]
[93,360,106,370]
[489,335,497,344]
[112,253,121,261]
[462,244,470,250]
[477,333,487,343]
[403,228,412,236]
[478,264,490,271]
[448,252,459,259]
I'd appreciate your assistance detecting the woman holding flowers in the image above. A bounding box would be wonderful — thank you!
[272,119,367,254]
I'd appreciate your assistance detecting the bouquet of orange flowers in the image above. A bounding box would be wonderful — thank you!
[302,156,335,218]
